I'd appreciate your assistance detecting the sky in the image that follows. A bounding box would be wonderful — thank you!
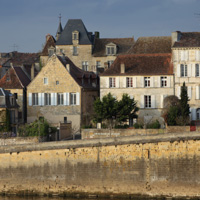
[0,0,200,53]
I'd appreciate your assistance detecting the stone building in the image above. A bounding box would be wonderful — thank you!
[172,31,200,121]
[100,53,174,126]
[41,19,134,73]
[27,54,99,131]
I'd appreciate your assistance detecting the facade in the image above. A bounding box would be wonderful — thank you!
[100,53,174,126]
[172,31,200,121]
[27,54,99,131]
[41,19,134,73]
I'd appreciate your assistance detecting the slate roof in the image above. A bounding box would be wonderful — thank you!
[0,66,31,89]
[92,38,135,57]
[100,53,173,76]
[56,22,63,36]
[56,19,93,45]
[41,34,56,56]
[57,55,98,88]
[172,32,200,48]
[127,36,172,54]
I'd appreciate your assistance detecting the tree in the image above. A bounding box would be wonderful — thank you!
[93,93,139,128]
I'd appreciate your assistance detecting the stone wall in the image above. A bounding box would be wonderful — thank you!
[1,133,200,197]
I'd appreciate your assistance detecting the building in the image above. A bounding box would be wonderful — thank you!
[27,54,99,131]
[100,53,174,126]
[172,31,200,121]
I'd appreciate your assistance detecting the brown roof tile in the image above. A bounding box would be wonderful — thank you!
[100,53,173,76]
[92,38,134,57]
[173,32,200,48]
[128,36,172,54]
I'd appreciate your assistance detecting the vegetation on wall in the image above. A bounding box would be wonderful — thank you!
[93,93,139,128]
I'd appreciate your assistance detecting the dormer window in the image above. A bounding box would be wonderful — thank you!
[72,31,79,45]
[48,47,55,57]
[106,43,117,56]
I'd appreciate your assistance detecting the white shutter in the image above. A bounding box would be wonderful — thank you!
[106,78,109,88]
[188,64,192,77]
[76,92,80,105]
[64,93,69,105]
[141,77,144,88]
[151,95,156,109]
[140,95,144,108]
[41,93,44,106]
[181,51,184,61]
[160,95,164,108]
[133,77,137,88]
[177,86,181,99]
[150,77,154,87]
[54,93,57,105]
[188,86,192,100]
[38,93,42,106]
[196,50,200,61]
[196,86,200,100]
[185,50,189,61]
[51,93,54,105]
[123,77,126,88]
[192,64,196,77]
[177,64,181,77]
[29,93,32,106]
[191,108,196,120]
[167,77,171,88]
[130,95,133,99]
[157,76,161,88]
[116,77,119,88]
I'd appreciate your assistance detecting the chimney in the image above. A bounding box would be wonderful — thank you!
[31,64,35,80]
[95,31,100,39]
[120,63,125,73]
[171,31,181,46]
[46,34,51,42]
[66,64,70,73]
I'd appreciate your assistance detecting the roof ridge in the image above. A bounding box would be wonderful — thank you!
[118,53,171,58]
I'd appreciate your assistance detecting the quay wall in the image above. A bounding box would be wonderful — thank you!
[0,133,200,197]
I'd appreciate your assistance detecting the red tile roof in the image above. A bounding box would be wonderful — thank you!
[92,38,135,57]
[128,36,172,54]
[100,53,173,76]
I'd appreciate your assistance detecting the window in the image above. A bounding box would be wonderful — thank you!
[181,64,187,77]
[57,93,64,105]
[161,77,167,87]
[197,109,200,120]
[73,46,78,56]
[144,77,150,87]
[109,78,116,88]
[44,93,51,105]
[14,93,18,99]
[72,31,79,40]
[32,93,38,106]
[56,81,59,85]
[96,61,101,68]
[107,60,114,68]
[48,48,54,57]
[82,61,88,71]
[70,93,76,105]
[44,78,48,84]
[106,45,116,55]
[196,64,200,77]
[126,77,133,88]
[6,76,10,82]
[145,95,151,108]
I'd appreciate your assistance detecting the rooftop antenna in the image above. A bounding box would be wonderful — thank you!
[11,44,19,51]
[59,13,62,23]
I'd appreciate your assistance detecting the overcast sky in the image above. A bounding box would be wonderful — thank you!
[0,0,200,53]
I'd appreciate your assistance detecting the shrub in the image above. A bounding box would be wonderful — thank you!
[114,124,129,129]
[133,123,143,129]
[146,120,161,129]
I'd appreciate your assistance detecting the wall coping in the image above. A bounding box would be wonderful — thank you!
[0,131,200,154]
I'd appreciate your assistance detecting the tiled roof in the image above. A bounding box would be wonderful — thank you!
[41,34,56,56]
[0,67,30,89]
[0,58,10,65]
[127,36,172,54]
[92,38,134,57]
[100,53,173,76]
[173,32,200,48]
[56,19,93,45]
[57,56,98,88]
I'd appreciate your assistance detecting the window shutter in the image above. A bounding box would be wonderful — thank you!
[29,93,32,106]
[160,95,164,108]
[140,95,144,108]
[51,93,54,105]
[167,77,171,88]
[196,50,200,61]
[150,77,154,87]
[54,93,57,105]
[188,64,192,77]
[177,64,181,77]
[185,50,189,61]
[41,93,44,106]
[196,86,200,99]
[140,77,144,88]
[76,92,80,105]
[151,95,156,109]
[116,77,119,88]
[133,77,137,88]
[177,86,181,99]
[130,95,133,99]
[123,77,126,88]
[191,108,196,120]
[157,76,161,88]
[64,93,69,105]
[106,78,109,88]
[188,86,192,100]
[181,51,184,61]
[38,93,42,106]
[192,64,196,77]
